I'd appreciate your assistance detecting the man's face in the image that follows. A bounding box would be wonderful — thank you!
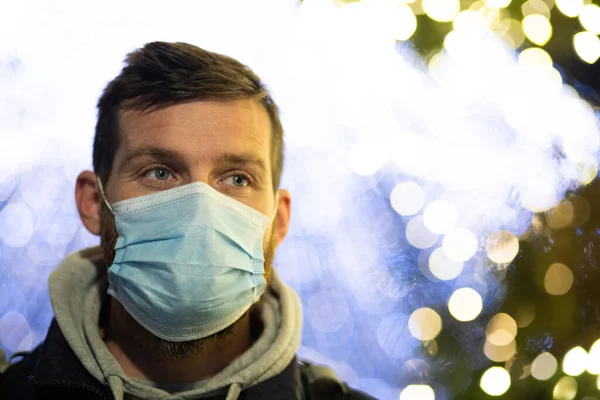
[97,99,281,357]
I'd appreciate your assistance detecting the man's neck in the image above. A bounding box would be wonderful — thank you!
[100,297,254,383]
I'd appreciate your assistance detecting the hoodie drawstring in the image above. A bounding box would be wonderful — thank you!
[108,375,125,400]
[225,382,242,400]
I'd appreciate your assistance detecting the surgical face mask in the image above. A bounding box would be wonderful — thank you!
[97,179,278,342]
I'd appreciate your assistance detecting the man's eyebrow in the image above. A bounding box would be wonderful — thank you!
[216,153,267,175]
[119,147,267,175]
[120,147,184,169]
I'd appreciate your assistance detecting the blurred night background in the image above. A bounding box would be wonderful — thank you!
[3,0,600,398]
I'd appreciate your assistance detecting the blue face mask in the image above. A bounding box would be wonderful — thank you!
[97,180,278,342]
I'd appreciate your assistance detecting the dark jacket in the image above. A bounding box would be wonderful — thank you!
[0,320,377,400]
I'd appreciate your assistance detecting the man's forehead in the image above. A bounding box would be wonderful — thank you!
[117,99,272,163]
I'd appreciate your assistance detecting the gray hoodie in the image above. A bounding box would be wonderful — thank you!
[48,246,303,400]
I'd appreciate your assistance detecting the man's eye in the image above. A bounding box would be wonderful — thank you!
[227,174,251,188]
[143,168,172,181]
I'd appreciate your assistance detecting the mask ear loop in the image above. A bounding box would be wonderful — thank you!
[268,192,280,226]
[97,178,115,215]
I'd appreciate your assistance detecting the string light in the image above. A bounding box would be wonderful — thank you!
[579,4,600,34]
[556,0,584,18]
[480,366,511,396]
[399,385,435,400]
[563,346,588,376]
[522,14,553,46]
[544,263,574,296]
[553,376,578,400]
[394,4,418,41]
[573,31,600,64]
[408,307,443,340]
[422,0,460,22]
[531,352,558,380]
[448,288,483,322]
[485,230,519,264]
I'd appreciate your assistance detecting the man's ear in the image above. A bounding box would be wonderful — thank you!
[75,170,102,236]
[274,189,291,248]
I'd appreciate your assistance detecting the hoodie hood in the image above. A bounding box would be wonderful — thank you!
[48,246,303,400]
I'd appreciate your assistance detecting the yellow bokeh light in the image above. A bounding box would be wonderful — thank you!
[442,228,478,262]
[553,376,578,400]
[587,338,600,374]
[556,0,584,17]
[579,4,600,34]
[399,384,435,400]
[545,199,575,230]
[422,0,460,22]
[486,230,519,264]
[574,31,600,64]
[408,307,443,341]
[597,375,600,390]
[448,288,483,322]
[486,0,511,8]
[484,339,516,362]
[480,367,511,396]
[576,157,599,184]
[394,4,418,41]
[522,14,553,46]
[453,10,488,32]
[544,263,574,296]
[531,352,558,380]
[515,303,536,328]
[518,47,553,69]
[522,0,552,19]
[429,247,464,280]
[570,195,591,227]
[563,346,588,376]
[495,19,526,49]
[486,313,517,346]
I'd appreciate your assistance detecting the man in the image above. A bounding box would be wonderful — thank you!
[0,42,375,400]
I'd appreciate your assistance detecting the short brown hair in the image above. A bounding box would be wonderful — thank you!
[92,41,284,191]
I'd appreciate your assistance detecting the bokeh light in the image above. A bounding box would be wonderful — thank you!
[0,203,34,248]
[544,263,574,296]
[423,200,459,235]
[406,215,440,249]
[573,31,600,64]
[563,346,588,376]
[518,47,553,69]
[429,247,464,280]
[442,228,478,262]
[484,339,516,362]
[486,230,519,264]
[556,0,584,18]
[486,313,517,346]
[569,195,591,227]
[522,14,553,46]
[553,376,578,400]
[394,4,418,41]
[448,288,483,322]
[545,199,575,230]
[522,0,552,19]
[399,384,435,400]
[587,339,600,374]
[486,0,512,8]
[422,0,460,22]
[390,181,425,216]
[579,4,600,34]
[408,307,443,341]
[531,352,558,380]
[480,366,511,396]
